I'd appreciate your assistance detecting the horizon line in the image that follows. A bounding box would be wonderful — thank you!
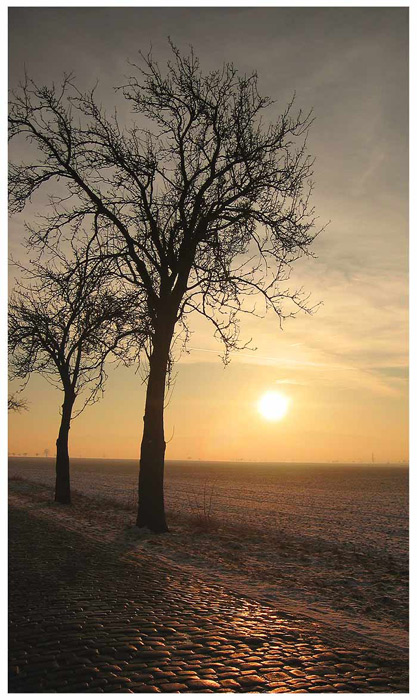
[8,455,409,466]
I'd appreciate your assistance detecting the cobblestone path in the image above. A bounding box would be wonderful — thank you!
[9,505,408,693]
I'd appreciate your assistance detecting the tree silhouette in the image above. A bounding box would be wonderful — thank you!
[8,239,141,504]
[8,394,28,412]
[9,44,321,530]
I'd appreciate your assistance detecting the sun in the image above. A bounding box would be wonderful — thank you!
[257,391,290,421]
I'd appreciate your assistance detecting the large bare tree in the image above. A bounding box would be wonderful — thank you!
[9,240,141,504]
[9,44,321,530]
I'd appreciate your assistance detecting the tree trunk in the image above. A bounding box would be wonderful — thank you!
[137,321,174,533]
[55,392,74,505]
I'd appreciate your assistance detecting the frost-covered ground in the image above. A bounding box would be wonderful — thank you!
[9,457,408,652]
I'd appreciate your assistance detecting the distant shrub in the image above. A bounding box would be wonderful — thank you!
[186,480,218,532]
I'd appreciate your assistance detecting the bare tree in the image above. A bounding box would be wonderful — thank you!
[9,44,321,530]
[8,394,28,412]
[8,239,141,504]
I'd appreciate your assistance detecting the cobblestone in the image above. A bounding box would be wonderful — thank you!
[9,503,408,693]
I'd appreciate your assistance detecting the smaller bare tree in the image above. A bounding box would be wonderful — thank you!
[8,238,142,504]
[8,394,28,412]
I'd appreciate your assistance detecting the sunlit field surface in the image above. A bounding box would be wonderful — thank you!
[9,457,408,649]
[9,457,408,556]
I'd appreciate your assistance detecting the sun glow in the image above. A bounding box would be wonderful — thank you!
[257,391,290,421]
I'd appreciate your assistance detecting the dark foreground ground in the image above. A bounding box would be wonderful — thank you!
[9,458,409,647]
[9,492,408,693]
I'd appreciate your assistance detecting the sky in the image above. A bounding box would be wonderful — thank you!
[8,6,408,463]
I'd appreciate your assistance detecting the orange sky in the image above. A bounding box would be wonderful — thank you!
[9,300,408,463]
[8,8,408,463]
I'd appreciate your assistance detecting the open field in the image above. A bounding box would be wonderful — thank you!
[9,457,408,555]
[9,457,408,652]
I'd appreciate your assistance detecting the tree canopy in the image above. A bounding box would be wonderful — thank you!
[9,240,141,413]
[9,45,319,362]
